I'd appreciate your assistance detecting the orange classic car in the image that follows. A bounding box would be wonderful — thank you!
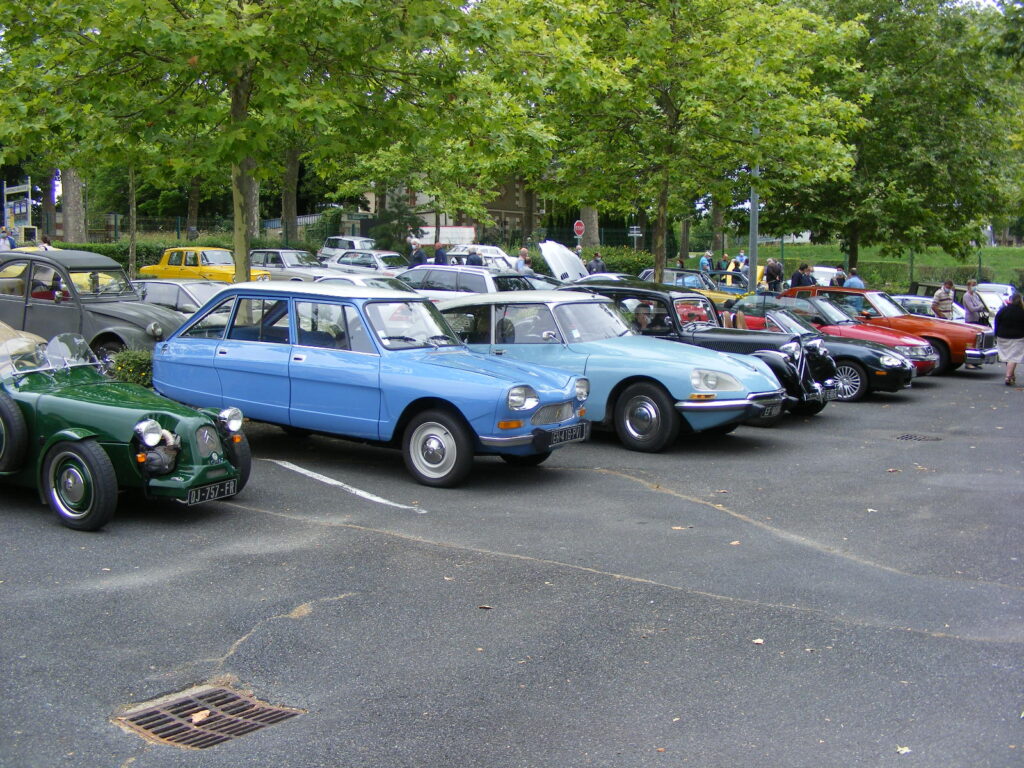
[781,285,997,374]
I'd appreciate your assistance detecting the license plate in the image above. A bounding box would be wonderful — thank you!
[187,478,237,505]
[548,423,587,447]
[761,403,781,419]
[823,387,839,401]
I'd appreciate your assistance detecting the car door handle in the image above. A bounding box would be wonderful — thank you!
[292,354,306,362]
[217,349,228,355]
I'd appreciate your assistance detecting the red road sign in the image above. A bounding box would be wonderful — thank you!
[573,220,585,237]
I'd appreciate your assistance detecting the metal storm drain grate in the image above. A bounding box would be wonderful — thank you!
[114,686,302,749]
[895,433,942,442]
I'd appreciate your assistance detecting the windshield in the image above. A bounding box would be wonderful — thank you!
[70,268,135,296]
[766,310,820,336]
[189,282,227,304]
[365,277,414,292]
[282,251,320,267]
[807,298,854,324]
[200,250,234,266]
[771,296,852,325]
[554,301,633,342]
[363,300,461,349]
[873,292,910,317]
[380,254,409,268]
[0,333,98,376]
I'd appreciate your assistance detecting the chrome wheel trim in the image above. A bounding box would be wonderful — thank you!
[834,364,863,400]
[623,396,661,441]
[409,421,458,480]
[48,451,94,519]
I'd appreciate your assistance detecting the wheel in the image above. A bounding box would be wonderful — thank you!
[0,391,28,473]
[791,398,828,416]
[833,360,868,402]
[613,382,681,452]
[92,340,125,376]
[402,409,474,487]
[929,340,951,375]
[225,431,252,495]
[500,451,551,467]
[42,440,117,531]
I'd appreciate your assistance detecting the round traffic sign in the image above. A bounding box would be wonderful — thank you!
[573,220,585,237]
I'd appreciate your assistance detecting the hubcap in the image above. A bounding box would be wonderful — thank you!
[420,435,447,466]
[624,397,660,440]
[49,452,93,518]
[834,366,862,400]
[409,422,457,479]
[60,466,87,504]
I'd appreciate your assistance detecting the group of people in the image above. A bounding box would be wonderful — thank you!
[407,240,486,267]
[698,249,749,275]
[932,279,1023,384]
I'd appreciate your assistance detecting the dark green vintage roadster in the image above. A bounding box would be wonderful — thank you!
[0,329,250,530]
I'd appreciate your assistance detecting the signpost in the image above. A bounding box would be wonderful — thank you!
[573,219,585,251]
[628,225,642,250]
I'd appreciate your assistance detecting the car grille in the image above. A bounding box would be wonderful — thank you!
[976,330,996,350]
[195,425,224,458]
[531,401,574,425]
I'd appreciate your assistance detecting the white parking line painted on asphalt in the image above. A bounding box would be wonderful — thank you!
[265,459,428,514]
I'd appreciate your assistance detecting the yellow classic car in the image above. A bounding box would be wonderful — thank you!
[139,247,271,283]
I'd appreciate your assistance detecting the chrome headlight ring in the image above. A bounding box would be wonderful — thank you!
[508,385,540,411]
[134,418,163,448]
[779,341,802,362]
[879,354,907,368]
[575,377,590,401]
[145,321,164,339]
[690,369,742,392]
[218,407,244,433]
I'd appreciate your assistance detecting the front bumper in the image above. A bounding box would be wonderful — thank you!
[676,387,787,419]
[965,347,999,365]
[909,354,939,375]
[144,461,239,502]
[479,420,591,451]
[870,365,915,393]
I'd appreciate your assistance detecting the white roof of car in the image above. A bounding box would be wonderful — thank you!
[226,280,421,300]
[438,290,610,310]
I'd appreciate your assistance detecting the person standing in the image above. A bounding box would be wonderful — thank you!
[0,228,10,251]
[515,248,531,273]
[962,279,988,325]
[409,240,427,267]
[831,266,847,286]
[38,235,55,250]
[699,251,712,273]
[843,268,865,289]
[465,246,483,266]
[764,258,783,292]
[587,251,608,274]
[994,291,1024,386]
[931,280,956,319]
[433,242,448,265]
[790,263,812,287]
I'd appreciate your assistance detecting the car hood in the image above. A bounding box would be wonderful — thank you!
[82,298,187,333]
[404,347,576,391]
[828,322,928,346]
[539,241,589,282]
[567,335,779,386]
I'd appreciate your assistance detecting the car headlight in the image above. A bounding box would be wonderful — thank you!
[575,378,590,401]
[218,407,244,432]
[879,354,907,368]
[779,341,802,362]
[691,369,742,391]
[134,418,163,447]
[508,385,540,410]
[895,345,929,358]
[146,321,164,339]
[256,273,270,281]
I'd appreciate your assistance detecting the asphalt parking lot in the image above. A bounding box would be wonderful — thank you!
[1,366,1021,767]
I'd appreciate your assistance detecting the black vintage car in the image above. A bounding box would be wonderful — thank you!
[560,279,838,420]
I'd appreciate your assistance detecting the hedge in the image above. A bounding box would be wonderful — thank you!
[110,348,153,388]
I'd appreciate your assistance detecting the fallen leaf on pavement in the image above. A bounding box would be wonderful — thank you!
[896,746,912,755]
[886,468,902,473]
[671,525,694,530]
[752,638,765,645]
[729,541,741,546]
[478,605,492,610]
[190,710,211,724]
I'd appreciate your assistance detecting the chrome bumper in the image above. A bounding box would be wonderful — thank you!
[674,387,786,414]
[965,348,999,365]
[479,420,591,448]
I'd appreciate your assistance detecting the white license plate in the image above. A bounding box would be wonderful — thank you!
[823,387,839,401]
[548,423,587,446]
[187,478,237,505]
[761,403,781,419]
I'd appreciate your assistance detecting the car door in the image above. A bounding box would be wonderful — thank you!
[155,295,237,406]
[163,250,185,279]
[213,296,293,423]
[23,261,83,339]
[0,259,30,329]
[288,300,382,439]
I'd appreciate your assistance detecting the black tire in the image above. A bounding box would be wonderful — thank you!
[833,360,868,402]
[613,382,681,452]
[929,340,951,375]
[92,340,125,376]
[225,431,252,495]
[42,440,117,531]
[500,451,551,467]
[0,390,28,473]
[402,409,474,487]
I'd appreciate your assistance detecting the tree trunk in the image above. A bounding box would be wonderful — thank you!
[41,169,57,237]
[128,167,138,278]
[711,198,725,255]
[846,223,860,270]
[651,182,669,283]
[281,147,300,245]
[524,189,536,240]
[247,179,260,240]
[580,205,600,247]
[61,168,86,243]
[230,65,256,283]
[186,176,201,235]
[680,217,690,264]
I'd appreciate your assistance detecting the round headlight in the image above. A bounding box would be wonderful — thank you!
[575,377,590,401]
[134,418,163,447]
[218,407,244,432]
[146,321,164,339]
[879,354,906,367]
[508,385,540,411]
[779,341,801,361]
[690,369,742,391]
[256,273,270,281]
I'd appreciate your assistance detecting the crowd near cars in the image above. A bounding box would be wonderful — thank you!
[0,242,1010,531]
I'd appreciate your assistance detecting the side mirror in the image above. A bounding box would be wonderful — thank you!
[541,330,560,342]
[53,290,65,304]
[181,303,198,313]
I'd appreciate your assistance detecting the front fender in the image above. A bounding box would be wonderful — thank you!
[33,427,100,502]
[89,326,153,351]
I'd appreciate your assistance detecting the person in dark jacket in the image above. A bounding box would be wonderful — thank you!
[994,291,1024,386]
[465,247,483,266]
[433,242,448,265]
[790,263,813,287]
[409,241,427,266]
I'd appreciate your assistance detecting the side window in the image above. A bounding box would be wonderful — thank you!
[185,251,199,267]
[250,251,267,266]
[167,251,183,267]
[295,301,347,349]
[0,261,30,299]
[182,296,235,339]
[446,305,491,344]
[458,272,487,293]
[424,270,458,291]
[497,304,558,344]
[28,264,63,300]
[826,292,867,315]
[141,282,176,308]
[674,297,712,323]
[345,306,376,354]
[265,252,282,267]
[227,298,291,344]
[399,270,427,288]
